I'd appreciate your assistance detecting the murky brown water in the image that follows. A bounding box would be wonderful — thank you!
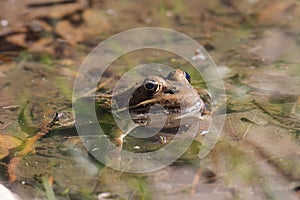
[1,0,300,199]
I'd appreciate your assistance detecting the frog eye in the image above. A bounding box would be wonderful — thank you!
[143,79,160,94]
[183,71,191,83]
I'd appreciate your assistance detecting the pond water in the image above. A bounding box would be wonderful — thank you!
[0,0,300,200]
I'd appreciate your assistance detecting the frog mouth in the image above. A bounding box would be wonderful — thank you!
[112,93,205,119]
[129,100,204,117]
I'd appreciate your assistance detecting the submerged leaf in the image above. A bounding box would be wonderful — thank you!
[0,134,22,160]
[0,148,9,160]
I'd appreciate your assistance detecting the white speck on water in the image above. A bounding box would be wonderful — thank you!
[98,192,111,200]
[1,19,8,27]
[106,9,114,15]
[200,130,209,135]
[133,146,140,149]
[92,148,100,152]
[192,49,207,61]
[196,53,206,60]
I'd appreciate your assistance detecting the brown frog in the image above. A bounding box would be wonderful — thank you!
[96,69,209,148]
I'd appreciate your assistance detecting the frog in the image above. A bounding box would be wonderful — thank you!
[95,69,210,149]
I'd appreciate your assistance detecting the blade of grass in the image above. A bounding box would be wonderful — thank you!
[41,175,56,200]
